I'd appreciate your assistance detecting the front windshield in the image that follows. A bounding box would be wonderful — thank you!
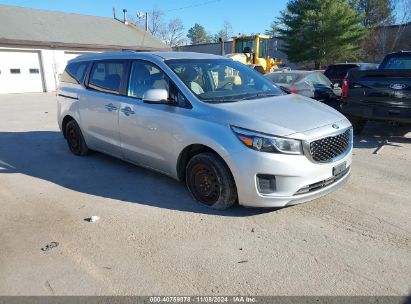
[166,59,284,103]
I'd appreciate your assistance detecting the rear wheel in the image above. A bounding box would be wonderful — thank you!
[348,116,367,135]
[65,120,89,156]
[185,152,237,210]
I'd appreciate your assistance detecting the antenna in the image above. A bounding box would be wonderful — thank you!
[137,11,149,31]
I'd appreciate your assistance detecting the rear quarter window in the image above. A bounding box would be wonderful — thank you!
[61,62,89,84]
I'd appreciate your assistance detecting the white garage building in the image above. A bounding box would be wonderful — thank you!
[0,4,168,94]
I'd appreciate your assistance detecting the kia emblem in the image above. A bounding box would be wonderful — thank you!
[332,124,339,129]
[390,83,407,90]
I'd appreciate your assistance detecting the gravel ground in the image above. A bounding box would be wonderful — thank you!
[0,93,410,296]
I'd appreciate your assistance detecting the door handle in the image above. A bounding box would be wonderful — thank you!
[105,103,118,112]
[121,106,135,116]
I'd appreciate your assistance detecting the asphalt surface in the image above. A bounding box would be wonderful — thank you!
[0,93,410,296]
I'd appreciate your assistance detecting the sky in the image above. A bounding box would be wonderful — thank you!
[0,0,289,36]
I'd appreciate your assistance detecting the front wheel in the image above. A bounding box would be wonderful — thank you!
[185,152,237,210]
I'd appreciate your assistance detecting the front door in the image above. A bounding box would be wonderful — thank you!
[118,60,191,175]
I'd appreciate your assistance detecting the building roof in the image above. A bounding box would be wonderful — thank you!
[0,4,169,51]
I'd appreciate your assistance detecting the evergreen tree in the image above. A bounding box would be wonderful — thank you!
[277,0,366,68]
[187,23,212,45]
[265,20,281,36]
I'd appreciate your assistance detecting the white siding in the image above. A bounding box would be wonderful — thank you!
[40,49,58,92]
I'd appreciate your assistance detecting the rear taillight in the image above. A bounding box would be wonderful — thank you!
[289,89,298,94]
[341,78,349,99]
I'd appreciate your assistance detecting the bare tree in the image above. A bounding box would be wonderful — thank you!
[129,9,186,46]
[221,20,233,40]
[389,0,411,51]
[149,9,164,37]
[359,0,411,60]
[129,8,164,37]
[160,18,186,47]
[213,20,234,42]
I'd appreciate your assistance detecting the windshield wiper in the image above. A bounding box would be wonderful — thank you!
[201,92,282,103]
[201,94,250,102]
[242,92,282,100]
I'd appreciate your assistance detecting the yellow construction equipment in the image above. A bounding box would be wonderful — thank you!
[225,34,283,73]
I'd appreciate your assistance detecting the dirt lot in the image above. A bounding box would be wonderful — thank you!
[0,93,410,296]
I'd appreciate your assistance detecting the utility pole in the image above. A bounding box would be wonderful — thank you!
[152,9,155,35]
[146,12,149,32]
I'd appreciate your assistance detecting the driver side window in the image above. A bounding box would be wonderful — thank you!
[128,60,190,108]
[128,61,169,99]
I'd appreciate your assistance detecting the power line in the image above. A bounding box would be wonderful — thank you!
[165,0,221,12]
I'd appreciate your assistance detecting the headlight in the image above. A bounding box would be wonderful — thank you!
[231,126,302,155]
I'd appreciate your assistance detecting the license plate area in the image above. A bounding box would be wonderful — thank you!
[333,161,347,176]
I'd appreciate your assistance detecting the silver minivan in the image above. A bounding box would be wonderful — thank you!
[57,51,352,210]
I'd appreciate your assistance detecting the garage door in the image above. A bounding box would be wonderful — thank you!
[0,51,44,94]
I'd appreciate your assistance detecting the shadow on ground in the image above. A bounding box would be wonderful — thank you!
[0,131,274,217]
[353,121,411,149]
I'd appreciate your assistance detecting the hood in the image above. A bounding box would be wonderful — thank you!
[204,93,346,137]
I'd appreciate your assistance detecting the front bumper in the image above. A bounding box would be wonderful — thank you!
[223,146,352,208]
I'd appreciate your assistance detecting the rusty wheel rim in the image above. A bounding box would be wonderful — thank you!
[189,162,221,205]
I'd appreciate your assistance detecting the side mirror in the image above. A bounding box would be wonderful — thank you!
[142,89,169,104]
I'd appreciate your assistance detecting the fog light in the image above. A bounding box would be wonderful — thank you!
[257,174,276,194]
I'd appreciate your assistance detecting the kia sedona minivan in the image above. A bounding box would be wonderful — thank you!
[57,51,352,210]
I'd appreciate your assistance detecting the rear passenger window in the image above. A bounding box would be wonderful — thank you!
[88,61,127,94]
[61,62,88,84]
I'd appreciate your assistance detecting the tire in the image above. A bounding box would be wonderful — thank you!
[185,152,237,210]
[65,120,89,156]
[348,116,367,135]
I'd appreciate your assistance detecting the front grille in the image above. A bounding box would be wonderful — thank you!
[295,166,350,195]
[309,129,351,163]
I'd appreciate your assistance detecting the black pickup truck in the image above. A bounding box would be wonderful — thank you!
[340,51,411,134]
